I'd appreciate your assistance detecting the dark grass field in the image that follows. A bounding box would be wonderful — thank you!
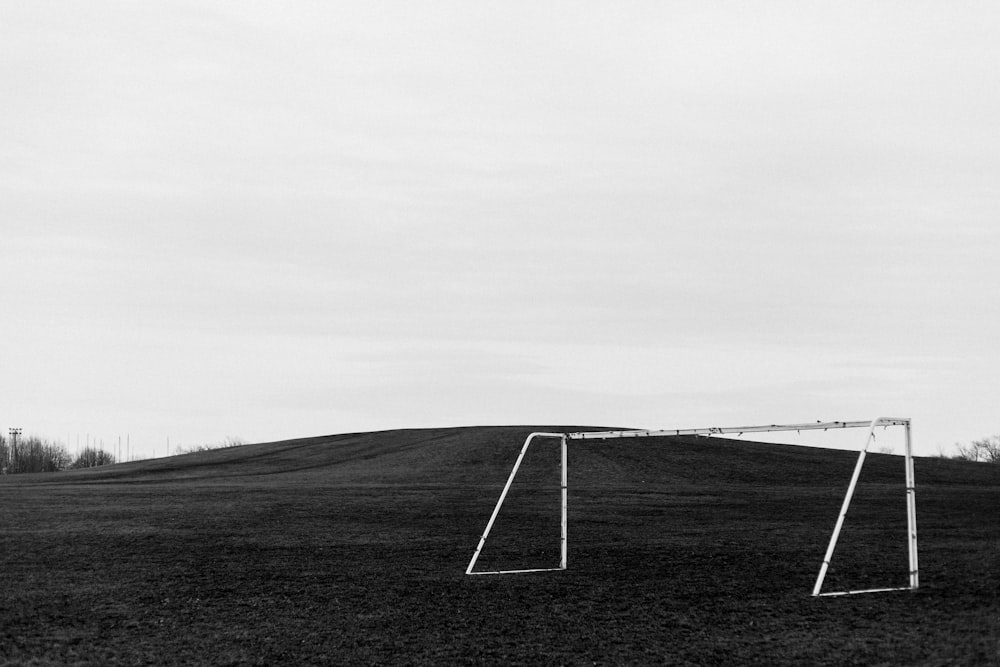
[2,426,998,665]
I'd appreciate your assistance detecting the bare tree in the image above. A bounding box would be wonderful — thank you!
[971,436,1000,463]
[953,441,982,461]
[951,436,1000,463]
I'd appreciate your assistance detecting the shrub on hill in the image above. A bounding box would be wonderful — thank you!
[174,436,247,455]
[69,447,117,469]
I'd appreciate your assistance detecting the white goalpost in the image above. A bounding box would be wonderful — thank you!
[465,418,919,597]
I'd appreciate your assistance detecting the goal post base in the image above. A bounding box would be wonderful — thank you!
[467,567,566,576]
[815,586,916,597]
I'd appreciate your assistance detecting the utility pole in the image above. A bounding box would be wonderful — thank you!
[9,428,22,473]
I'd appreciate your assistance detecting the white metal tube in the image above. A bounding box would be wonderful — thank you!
[812,418,880,596]
[466,432,566,575]
[569,419,909,441]
[560,435,568,570]
[817,586,911,597]
[905,421,919,589]
[468,567,564,576]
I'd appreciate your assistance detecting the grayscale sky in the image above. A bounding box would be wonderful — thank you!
[3,2,998,458]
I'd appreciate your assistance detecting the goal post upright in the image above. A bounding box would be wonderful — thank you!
[466,418,918,597]
[905,419,919,590]
[560,432,568,570]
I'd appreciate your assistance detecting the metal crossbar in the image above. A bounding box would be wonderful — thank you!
[568,419,910,440]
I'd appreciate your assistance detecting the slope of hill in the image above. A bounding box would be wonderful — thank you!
[9,426,581,484]
[2,425,998,665]
[18,424,993,488]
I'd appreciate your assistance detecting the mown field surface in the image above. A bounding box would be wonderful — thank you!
[2,426,998,665]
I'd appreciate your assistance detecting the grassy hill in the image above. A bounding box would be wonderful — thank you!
[2,425,998,664]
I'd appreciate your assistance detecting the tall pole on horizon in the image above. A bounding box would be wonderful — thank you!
[9,428,22,473]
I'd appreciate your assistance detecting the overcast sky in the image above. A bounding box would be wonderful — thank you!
[3,2,999,458]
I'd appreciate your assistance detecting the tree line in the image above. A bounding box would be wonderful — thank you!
[0,433,248,474]
[3,430,996,472]
[0,434,116,474]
